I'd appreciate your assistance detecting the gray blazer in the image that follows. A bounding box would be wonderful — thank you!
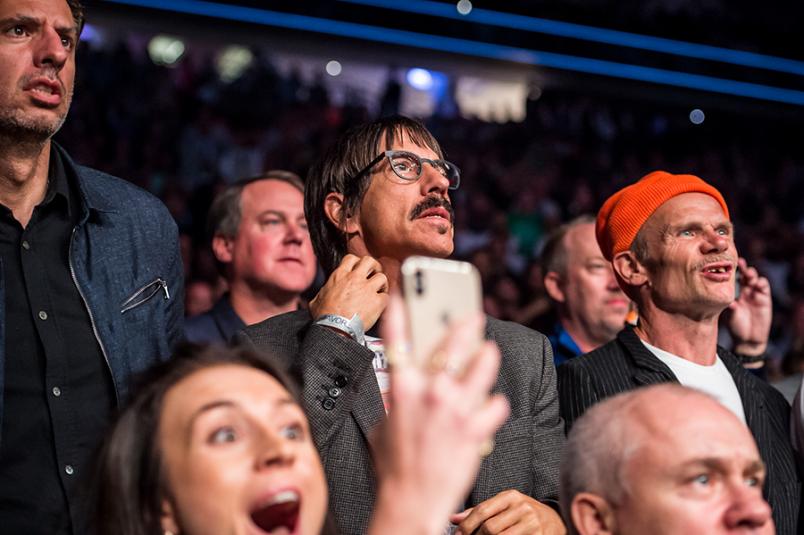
[236,310,564,535]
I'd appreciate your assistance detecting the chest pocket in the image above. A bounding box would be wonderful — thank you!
[119,277,171,366]
[121,278,169,313]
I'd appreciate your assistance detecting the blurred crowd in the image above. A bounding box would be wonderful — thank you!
[56,37,804,382]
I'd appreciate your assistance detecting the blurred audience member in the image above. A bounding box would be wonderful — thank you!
[0,1,182,534]
[561,384,774,535]
[771,297,804,402]
[93,296,508,535]
[542,216,629,365]
[184,279,216,317]
[237,116,565,535]
[185,171,316,344]
[558,171,800,534]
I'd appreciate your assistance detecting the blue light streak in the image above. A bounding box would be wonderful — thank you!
[103,0,804,106]
[341,0,804,77]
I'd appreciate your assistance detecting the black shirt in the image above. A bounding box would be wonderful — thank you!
[0,148,115,535]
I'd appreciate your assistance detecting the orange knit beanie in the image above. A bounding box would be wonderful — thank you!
[595,170,729,261]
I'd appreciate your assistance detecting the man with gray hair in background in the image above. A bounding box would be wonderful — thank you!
[561,384,775,535]
[185,170,317,344]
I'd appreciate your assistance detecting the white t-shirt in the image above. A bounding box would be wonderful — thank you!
[641,340,746,423]
[364,335,391,414]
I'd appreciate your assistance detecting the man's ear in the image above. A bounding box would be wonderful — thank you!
[543,271,566,303]
[211,234,234,264]
[324,192,360,234]
[612,250,649,289]
[571,492,617,535]
[161,498,180,535]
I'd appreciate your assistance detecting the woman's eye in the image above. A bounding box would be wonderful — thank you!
[692,474,710,486]
[209,427,237,444]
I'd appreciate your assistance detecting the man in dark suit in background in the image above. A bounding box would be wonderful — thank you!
[558,170,801,534]
[237,115,565,535]
[185,170,316,344]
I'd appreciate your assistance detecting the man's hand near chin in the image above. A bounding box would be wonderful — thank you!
[309,254,389,331]
[451,490,566,535]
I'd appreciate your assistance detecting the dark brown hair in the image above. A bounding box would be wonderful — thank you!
[91,344,337,535]
[305,115,443,274]
[66,0,85,34]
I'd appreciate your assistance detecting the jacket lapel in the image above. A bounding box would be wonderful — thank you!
[618,327,678,386]
[719,350,765,434]
[351,346,387,453]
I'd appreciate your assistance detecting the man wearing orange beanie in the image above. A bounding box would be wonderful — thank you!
[557,171,801,535]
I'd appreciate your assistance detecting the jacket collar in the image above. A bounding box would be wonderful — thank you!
[52,142,119,220]
[617,326,678,385]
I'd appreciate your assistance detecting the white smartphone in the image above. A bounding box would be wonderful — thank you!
[400,256,483,369]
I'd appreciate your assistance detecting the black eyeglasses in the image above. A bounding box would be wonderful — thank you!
[350,150,461,190]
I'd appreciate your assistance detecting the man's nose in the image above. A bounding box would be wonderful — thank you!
[34,27,69,71]
[419,164,450,197]
[701,228,729,254]
[722,485,773,530]
[283,221,307,245]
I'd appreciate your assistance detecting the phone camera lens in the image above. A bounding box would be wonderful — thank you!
[415,270,424,295]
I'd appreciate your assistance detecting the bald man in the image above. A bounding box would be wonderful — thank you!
[561,384,774,535]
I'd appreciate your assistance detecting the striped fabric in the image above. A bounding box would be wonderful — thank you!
[557,326,802,535]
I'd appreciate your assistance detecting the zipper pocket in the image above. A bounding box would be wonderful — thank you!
[121,278,170,314]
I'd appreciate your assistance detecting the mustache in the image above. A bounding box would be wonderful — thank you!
[409,195,455,222]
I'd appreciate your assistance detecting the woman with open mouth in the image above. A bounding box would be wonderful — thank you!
[91,295,508,535]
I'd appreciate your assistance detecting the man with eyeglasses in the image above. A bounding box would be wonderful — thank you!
[236,115,565,535]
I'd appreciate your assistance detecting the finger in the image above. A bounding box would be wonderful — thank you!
[337,254,362,273]
[753,276,771,295]
[741,266,759,286]
[457,494,515,535]
[473,394,510,440]
[368,272,389,294]
[462,342,503,400]
[354,255,383,278]
[450,509,472,525]
[441,312,486,373]
[476,501,533,535]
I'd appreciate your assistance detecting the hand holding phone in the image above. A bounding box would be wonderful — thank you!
[400,256,483,371]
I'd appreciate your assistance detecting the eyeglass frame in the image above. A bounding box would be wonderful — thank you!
[347,150,461,191]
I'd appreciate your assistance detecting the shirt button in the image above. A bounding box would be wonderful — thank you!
[328,387,342,398]
[64,465,74,475]
[322,397,336,410]
[38,310,48,320]
[52,386,61,397]
[21,240,30,250]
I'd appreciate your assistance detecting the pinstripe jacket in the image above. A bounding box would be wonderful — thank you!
[557,326,802,535]
[237,310,565,535]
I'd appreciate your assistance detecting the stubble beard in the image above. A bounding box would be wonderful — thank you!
[0,81,73,149]
[0,105,70,147]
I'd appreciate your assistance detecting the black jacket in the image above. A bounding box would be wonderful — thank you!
[558,326,802,535]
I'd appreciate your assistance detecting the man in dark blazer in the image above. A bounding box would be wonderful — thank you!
[237,116,565,535]
[558,170,801,535]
